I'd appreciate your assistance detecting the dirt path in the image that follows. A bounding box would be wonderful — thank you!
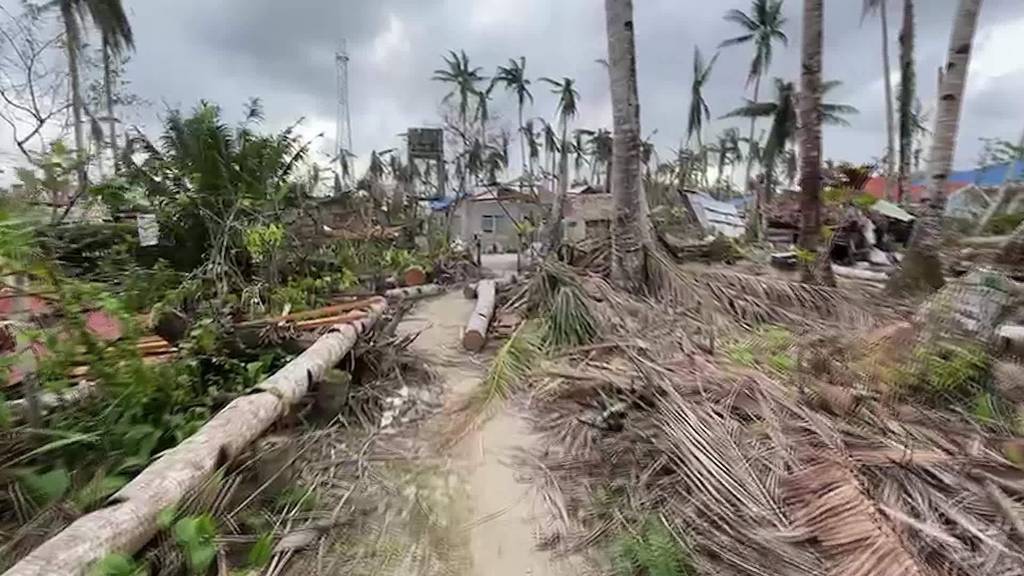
[398,290,581,576]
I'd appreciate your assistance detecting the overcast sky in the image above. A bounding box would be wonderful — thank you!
[12,0,1024,176]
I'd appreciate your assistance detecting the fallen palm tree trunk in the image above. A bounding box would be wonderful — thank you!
[462,274,521,299]
[3,297,387,576]
[832,265,890,283]
[463,279,496,352]
[384,284,444,300]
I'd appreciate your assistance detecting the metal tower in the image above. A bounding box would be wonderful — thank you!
[335,40,353,179]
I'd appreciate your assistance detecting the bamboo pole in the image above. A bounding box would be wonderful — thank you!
[3,297,386,576]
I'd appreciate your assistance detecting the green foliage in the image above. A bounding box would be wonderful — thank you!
[984,212,1024,236]
[173,514,219,574]
[613,517,694,576]
[898,342,991,403]
[476,322,545,409]
[88,554,148,576]
[16,467,70,506]
[723,325,795,376]
[71,472,128,512]
[526,260,599,349]
[247,533,274,568]
[243,223,285,263]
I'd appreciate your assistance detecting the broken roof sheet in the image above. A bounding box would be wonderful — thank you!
[684,192,746,239]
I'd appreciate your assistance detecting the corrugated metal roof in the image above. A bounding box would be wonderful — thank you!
[685,192,746,239]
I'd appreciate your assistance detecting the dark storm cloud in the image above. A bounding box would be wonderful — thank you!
[122,0,1024,171]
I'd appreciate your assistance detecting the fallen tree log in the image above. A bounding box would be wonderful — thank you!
[462,274,522,299]
[832,265,890,283]
[462,280,496,352]
[384,284,444,301]
[3,297,387,576]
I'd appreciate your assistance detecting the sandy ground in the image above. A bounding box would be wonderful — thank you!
[397,271,581,575]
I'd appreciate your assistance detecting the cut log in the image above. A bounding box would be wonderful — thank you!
[402,266,427,287]
[384,284,444,301]
[3,297,386,576]
[462,280,496,352]
[462,274,521,299]
[832,265,890,283]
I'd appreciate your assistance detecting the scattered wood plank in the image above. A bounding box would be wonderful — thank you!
[3,298,387,576]
[462,274,522,299]
[832,265,890,283]
[463,280,496,352]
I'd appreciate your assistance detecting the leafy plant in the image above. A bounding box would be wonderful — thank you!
[173,514,219,574]
[897,342,991,403]
[613,517,694,576]
[88,554,148,576]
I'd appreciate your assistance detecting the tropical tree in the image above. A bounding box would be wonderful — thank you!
[720,0,788,197]
[540,118,559,191]
[54,0,134,197]
[714,128,745,189]
[589,129,614,188]
[797,0,833,286]
[492,57,533,181]
[863,0,897,200]
[433,50,486,196]
[897,0,916,202]
[686,46,719,149]
[723,78,857,197]
[889,0,984,294]
[572,129,591,183]
[538,76,579,252]
[521,119,542,186]
[605,0,651,291]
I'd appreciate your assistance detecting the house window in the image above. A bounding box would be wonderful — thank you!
[481,215,496,234]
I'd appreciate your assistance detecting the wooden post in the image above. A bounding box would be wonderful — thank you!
[462,279,496,352]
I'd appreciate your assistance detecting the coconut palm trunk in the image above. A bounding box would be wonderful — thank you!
[605,0,651,291]
[897,0,915,203]
[61,1,87,201]
[745,78,762,239]
[879,1,897,200]
[889,0,984,294]
[103,36,118,164]
[798,0,824,257]
[545,117,570,252]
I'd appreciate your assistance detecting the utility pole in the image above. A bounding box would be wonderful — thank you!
[335,40,353,183]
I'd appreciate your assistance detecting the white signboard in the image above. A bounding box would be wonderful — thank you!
[137,214,160,247]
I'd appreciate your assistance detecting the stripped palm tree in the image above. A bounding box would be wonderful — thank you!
[686,46,719,151]
[889,0,985,295]
[897,0,916,203]
[720,0,788,237]
[540,118,560,194]
[432,50,486,197]
[521,119,542,192]
[589,129,614,188]
[539,77,579,252]
[572,129,592,183]
[605,0,653,291]
[863,0,897,201]
[492,57,533,183]
[53,0,134,203]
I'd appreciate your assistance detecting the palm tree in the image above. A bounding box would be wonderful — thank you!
[492,57,533,181]
[797,0,832,285]
[897,0,915,203]
[605,0,651,290]
[433,50,486,196]
[539,76,579,252]
[589,129,614,188]
[540,118,559,191]
[890,0,984,294]
[720,0,788,198]
[686,46,720,150]
[714,128,744,189]
[863,0,897,201]
[572,129,591,183]
[723,78,857,189]
[54,0,134,197]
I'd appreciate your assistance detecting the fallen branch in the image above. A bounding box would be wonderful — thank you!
[462,274,522,299]
[3,298,387,576]
[832,265,890,283]
[463,280,496,352]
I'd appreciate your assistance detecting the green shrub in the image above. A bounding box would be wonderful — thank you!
[984,212,1024,236]
[613,517,695,576]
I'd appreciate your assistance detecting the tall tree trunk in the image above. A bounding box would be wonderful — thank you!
[62,2,87,203]
[103,36,118,167]
[545,118,571,252]
[889,0,984,295]
[745,76,763,240]
[798,0,824,272]
[518,103,527,187]
[605,0,650,292]
[880,2,898,201]
[897,0,916,203]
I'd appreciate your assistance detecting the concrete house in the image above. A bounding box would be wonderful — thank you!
[563,185,614,243]
[450,184,546,253]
